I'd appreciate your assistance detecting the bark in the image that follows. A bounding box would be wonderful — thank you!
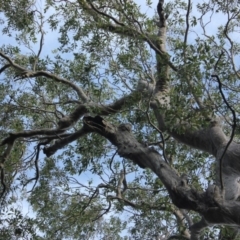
[75,115,240,240]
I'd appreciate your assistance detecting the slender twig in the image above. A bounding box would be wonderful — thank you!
[32,10,45,71]
[0,141,14,199]
[109,150,117,176]
[107,195,137,208]
[184,0,191,46]
[82,187,99,212]
[146,111,168,163]
[213,51,224,71]
[183,0,191,63]
[25,139,52,192]
[122,160,127,194]
[145,92,168,163]
[92,200,111,222]
[0,166,6,199]
[211,75,236,191]
[24,145,39,190]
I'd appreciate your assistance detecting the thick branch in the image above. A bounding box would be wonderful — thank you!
[154,0,171,108]
[57,91,140,129]
[169,121,227,156]
[152,101,227,156]
[77,116,240,232]
[43,126,91,157]
[173,209,191,239]
[1,91,140,161]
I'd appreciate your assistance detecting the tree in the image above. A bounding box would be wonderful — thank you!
[0,0,240,239]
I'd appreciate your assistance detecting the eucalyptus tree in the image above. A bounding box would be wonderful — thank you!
[1,0,240,239]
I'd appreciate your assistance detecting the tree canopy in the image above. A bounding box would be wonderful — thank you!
[1,0,240,239]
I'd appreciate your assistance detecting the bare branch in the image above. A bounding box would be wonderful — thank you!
[145,94,168,163]
[0,165,6,199]
[211,75,236,191]
[184,0,191,47]
[213,51,224,71]
[25,139,51,191]
[92,199,111,222]
[109,150,117,176]
[33,11,45,71]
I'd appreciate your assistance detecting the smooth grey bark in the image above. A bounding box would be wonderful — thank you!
[74,115,240,240]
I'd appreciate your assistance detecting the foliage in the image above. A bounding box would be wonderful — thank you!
[0,0,240,239]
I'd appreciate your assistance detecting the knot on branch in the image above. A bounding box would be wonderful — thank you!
[43,145,56,157]
[15,70,34,79]
[206,185,224,205]
[180,174,189,187]
[118,123,132,132]
[83,115,105,130]
[137,80,155,92]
